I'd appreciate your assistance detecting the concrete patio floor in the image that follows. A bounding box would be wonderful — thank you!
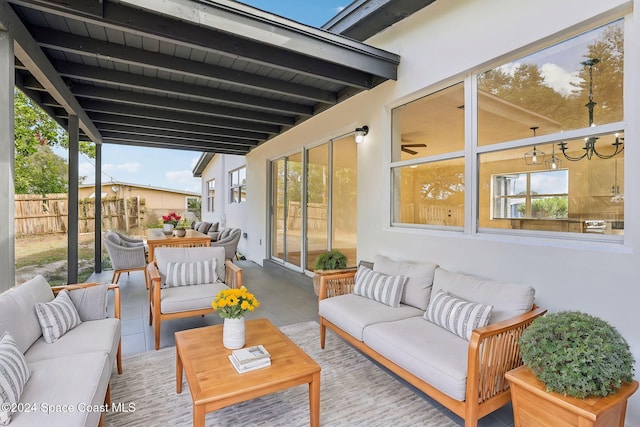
[92,260,514,427]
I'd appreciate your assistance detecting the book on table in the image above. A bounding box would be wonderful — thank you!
[228,355,271,374]
[231,345,270,366]
[229,345,271,373]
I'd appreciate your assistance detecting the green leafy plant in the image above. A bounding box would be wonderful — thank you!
[314,250,347,271]
[519,311,634,398]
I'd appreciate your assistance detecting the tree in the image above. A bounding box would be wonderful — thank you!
[14,88,95,194]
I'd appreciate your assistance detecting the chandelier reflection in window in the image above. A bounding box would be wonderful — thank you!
[558,58,624,161]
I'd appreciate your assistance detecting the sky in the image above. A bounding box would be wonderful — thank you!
[73,1,349,193]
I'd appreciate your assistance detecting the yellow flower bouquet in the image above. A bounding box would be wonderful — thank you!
[212,286,260,319]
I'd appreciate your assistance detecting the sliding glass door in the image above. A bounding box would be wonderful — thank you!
[271,135,357,272]
[270,153,302,268]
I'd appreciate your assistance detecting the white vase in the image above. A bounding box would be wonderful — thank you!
[163,223,174,233]
[223,317,245,349]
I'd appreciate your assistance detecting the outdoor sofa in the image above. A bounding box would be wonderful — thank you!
[318,255,546,427]
[0,275,121,426]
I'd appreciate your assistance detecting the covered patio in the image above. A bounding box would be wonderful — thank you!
[0,0,401,286]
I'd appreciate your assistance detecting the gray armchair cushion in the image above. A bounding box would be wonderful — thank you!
[208,231,220,241]
[69,284,109,321]
[219,228,231,239]
[197,221,212,234]
[160,282,228,313]
[155,247,226,285]
[210,222,219,232]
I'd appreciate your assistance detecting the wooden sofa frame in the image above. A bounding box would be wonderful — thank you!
[318,270,546,427]
[51,282,122,427]
[147,259,242,349]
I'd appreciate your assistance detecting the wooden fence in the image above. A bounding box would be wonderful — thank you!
[14,194,145,236]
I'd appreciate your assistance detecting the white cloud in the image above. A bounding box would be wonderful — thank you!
[165,170,201,193]
[540,63,582,97]
[335,6,345,13]
[103,162,140,173]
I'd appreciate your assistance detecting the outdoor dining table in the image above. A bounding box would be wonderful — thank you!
[146,228,211,261]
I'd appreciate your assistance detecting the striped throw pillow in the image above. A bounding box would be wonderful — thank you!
[35,290,82,344]
[424,290,493,341]
[0,333,31,425]
[353,265,407,308]
[165,259,218,288]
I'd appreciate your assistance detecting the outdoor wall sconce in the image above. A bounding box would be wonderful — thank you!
[354,126,369,143]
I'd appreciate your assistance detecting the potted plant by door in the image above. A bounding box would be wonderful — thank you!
[311,250,353,296]
[505,311,637,427]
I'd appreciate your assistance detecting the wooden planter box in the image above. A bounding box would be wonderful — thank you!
[505,365,638,427]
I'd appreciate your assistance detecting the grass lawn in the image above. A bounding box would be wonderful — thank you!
[15,233,98,285]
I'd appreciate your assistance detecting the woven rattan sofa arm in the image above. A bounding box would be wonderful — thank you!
[318,270,357,301]
[465,305,547,421]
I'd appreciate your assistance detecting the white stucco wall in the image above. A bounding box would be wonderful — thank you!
[243,0,640,423]
[199,154,248,255]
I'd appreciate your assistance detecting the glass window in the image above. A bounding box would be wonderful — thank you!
[207,179,215,212]
[477,20,624,237]
[391,82,465,228]
[392,82,465,162]
[478,133,624,235]
[478,21,623,145]
[392,158,464,227]
[492,170,568,219]
[229,166,246,204]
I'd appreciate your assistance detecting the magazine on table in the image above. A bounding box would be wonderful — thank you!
[231,345,271,367]
[228,355,271,374]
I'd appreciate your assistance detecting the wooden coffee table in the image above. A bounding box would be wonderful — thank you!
[175,318,321,426]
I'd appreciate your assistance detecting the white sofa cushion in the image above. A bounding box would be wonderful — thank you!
[0,275,54,353]
[161,282,228,314]
[373,255,438,310]
[354,266,407,308]
[25,318,121,370]
[433,268,535,324]
[0,333,31,426]
[34,290,82,344]
[165,259,218,288]
[363,316,470,401]
[319,293,424,341]
[155,247,226,284]
[425,290,493,340]
[13,352,110,427]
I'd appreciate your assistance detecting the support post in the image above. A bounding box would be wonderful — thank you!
[68,114,79,284]
[0,30,15,291]
[94,142,102,273]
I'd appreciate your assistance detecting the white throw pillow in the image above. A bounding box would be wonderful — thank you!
[165,258,218,288]
[0,332,31,426]
[34,290,82,343]
[424,290,493,341]
[353,265,407,308]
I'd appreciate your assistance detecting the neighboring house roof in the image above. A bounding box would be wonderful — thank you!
[79,181,199,197]
[3,0,400,156]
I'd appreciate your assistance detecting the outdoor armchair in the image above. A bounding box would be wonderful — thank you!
[212,228,242,260]
[146,246,242,349]
[104,231,150,289]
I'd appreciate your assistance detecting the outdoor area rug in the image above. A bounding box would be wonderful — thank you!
[104,321,458,426]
